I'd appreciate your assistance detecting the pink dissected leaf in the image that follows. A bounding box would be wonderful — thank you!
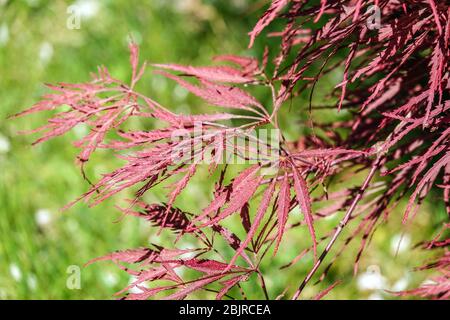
[159,262,184,286]
[424,42,444,125]
[201,174,263,228]
[385,128,449,180]
[128,41,147,86]
[336,29,362,111]
[76,109,126,162]
[75,139,202,207]
[280,248,310,270]
[213,55,259,75]
[232,165,261,189]
[190,165,261,228]
[213,223,255,266]
[207,224,252,280]
[158,247,198,261]
[119,129,174,142]
[162,274,225,300]
[293,148,368,158]
[13,98,65,119]
[102,129,177,149]
[404,151,450,222]
[178,112,250,123]
[183,259,246,274]
[129,41,141,85]
[444,164,450,216]
[427,0,443,35]
[240,203,251,233]
[227,179,277,270]
[396,275,450,300]
[394,252,450,300]
[418,251,450,271]
[192,190,229,227]
[129,42,139,73]
[123,286,169,300]
[312,280,341,300]
[143,101,180,126]
[13,82,105,118]
[362,79,402,115]
[199,166,263,228]
[248,0,289,48]
[117,267,168,295]
[314,0,327,22]
[29,113,83,146]
[274,173,290,255]
[217,274,249,300]
[352,0,363,22]
[153,63,255,83]
[122,201,192,233]
[85,248,159,266]
[212,225,243,252]
[156,248,197,284]
[167,163,197,209]
[292,164,317,259]
[155,71,263,114]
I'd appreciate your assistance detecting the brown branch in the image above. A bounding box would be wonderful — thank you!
[291,155,383,300]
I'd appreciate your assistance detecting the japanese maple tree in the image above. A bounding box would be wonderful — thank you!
[15,0,449,299]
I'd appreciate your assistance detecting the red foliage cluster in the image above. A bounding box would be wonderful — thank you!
[396,250,450,300]
[15,0,449,299]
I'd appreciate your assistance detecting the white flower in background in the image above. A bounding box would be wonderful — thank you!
[0,134,11,154]
[173,0,198,13]
[26,0,40,7]
[39,42,54,65]
[231,0,249,10]
[102,271,119,287]
[175,267,185,278]
[172,0,215,20]
[391,275,410,292]
[0,288,6,299]
[174,85,188,101]
[0,0,8,7]
[35,209,53,227]
[151,76,167,92]
[73,123,89,139]
[357,265,387,291]
[9,263,22,282]
[148,233,160,245]
[176,104,191,115]
[73,0,100,19]
[128,276,147,294]
[421,279,437,286]
[390,233,411,255]
[27,274,38,291]
[0,23,9,46]
[368,292,384,300]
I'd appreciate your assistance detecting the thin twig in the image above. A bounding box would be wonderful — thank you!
[291,113,410,299]
[291,155,383,300]
[257,271,270,300]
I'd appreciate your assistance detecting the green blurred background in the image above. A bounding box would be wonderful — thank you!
[0,0,444,299]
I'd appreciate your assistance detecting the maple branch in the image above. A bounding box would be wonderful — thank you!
[257,271,270,300]
[290,110,412,299]
[291,155,383,300]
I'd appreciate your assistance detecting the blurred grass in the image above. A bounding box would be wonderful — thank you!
[0,0,444,299]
